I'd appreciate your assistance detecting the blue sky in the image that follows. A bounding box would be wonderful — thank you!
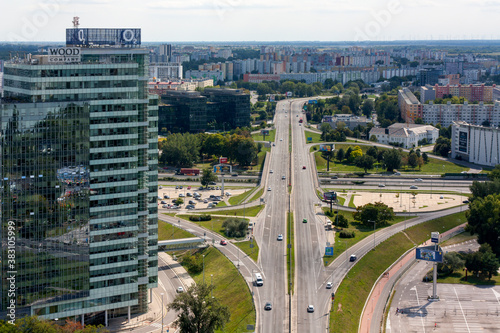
[2,0,500,42]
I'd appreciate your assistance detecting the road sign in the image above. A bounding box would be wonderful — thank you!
[219,157,228,164]
[323,191,337,201]
[307,137,312,142]
[286,91,292,97]
[320,144,334,152]
[416,245,444,263]
[325,247,334,256]
[431,232,440,243]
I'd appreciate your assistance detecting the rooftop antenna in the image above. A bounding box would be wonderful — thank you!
[72,16,80,29]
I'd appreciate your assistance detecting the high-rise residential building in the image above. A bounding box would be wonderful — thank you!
[417,68,443,85]
[0,27,158,325]
[398,88,423,123]
[159,44,172,60]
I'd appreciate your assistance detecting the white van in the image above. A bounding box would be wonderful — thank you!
[255,273,263,286]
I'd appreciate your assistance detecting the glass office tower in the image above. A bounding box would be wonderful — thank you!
[0,28,158,324]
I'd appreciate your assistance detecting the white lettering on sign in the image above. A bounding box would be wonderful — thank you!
[47,47,81,63]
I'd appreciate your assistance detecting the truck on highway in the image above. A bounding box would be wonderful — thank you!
[177,168,200,176]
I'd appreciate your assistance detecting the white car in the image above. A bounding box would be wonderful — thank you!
[268,187,271,191]
[270,169,273,173]
[179,193,185,197]
[280,138,283,141]
[378,184,385,188]
[282,175,286,180]
[307,305,314,313]
[225,192,232,196]
[415,178,423,182]
[177,286,184,293]
[326,282,333,289]
[277,234,283,241]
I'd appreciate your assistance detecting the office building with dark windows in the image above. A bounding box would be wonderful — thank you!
[0,27,158,326]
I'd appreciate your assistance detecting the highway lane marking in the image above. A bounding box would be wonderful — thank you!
[158,279,166,291]
[493,289,500,305]
[410,286,426,333]
[454,287,471,333]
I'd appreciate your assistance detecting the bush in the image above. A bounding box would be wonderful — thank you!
[182,253,203,274]
[222,218,248,238]
[334,215,349,228]
[339,230,355,238]
[189,214,211,221]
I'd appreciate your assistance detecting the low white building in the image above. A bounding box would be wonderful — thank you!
[369,123,439,149]
[451,121,500,166]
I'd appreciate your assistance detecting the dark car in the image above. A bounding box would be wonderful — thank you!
[463,200,469,204]
[209,181,216,185]
[331,176,338,179]
[350,254,357,262]
[264,302,272,310]
[232,174,238,177]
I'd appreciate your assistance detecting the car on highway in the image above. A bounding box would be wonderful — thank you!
[220,239,227,245]
[302,218,307,223]
[302,165,306,169]
[394,172,401,176]
[277,234,283,241]
[410,185,418,189]
[264,302,272,311]
[209,181,216,185]
[232,174,238,177]
[326,282,333,289]
[268,187,271,191]
[307,305,315,313]
[270,169,273,173]
[350,254,357,262]
[282,175,286,180]
[331,176,338,179]
[378,184,385,187]
[272,143,276,146]
[177,287,184,293]
[415,178,423,182]
[280,138,283,141]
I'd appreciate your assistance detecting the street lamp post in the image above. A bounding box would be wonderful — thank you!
[443,165,445,187]
[211,274,214,298]
[203,255,205,284]
[160,293,164,333]
[400,183,403,207]
[345,241,348,278]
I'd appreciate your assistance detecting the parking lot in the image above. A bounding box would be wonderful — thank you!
[157,185,250,210]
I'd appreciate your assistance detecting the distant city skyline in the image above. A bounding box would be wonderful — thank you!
[2,0,500,42]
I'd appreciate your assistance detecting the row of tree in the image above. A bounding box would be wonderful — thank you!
[0,317,107,333]
[436,244,499,280]
[159,131,261,168]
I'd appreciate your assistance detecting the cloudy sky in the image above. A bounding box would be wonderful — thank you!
[2,0,500,42]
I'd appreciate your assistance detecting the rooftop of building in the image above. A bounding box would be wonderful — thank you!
[161,90,204,98]
[202,88,248,95]
[399,88,420,105]
[370,123,438,138]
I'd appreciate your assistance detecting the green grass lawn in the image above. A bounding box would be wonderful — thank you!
[234,239,259,262]
[330,212,467,333]
[322,209,415,266]
[228,187,258,205]
[251,129,276,142]
[216,201,228,208]
[248,147,270,172]
[314,146,469,174]
[208,205,264,217]
[249,188,264,202]
[348,195,358,208]
[181,247,255,333]
[288,212,295,294]
[158,220,194,241]
[177,215,249,240]
[304,130,323,143]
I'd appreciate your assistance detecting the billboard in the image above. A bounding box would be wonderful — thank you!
[219,157,228,164]
[323,191,337,201]
[261,129,270,136]
[214,165,232,173]
[307,137,312,142]
[431,232,439,243]
[47,47,81,63]
[319,144,334,152]
[66,28,141,47]
[325,247,334,256]
[416,246,443,263]
[459,131,468,153]
[308,100,317,104]
[286,91,293,97]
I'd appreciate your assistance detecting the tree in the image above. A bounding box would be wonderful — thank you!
[433,137,451,157]
[348,146,363,163]
[408,152,419,169]
[336,148,345,162]
[201,168,218,188]
[168,283,231,333]
[383,149,402,172]
[174,198,184,206]
[160,133,201,167]
[230,136,258,167]
[361,99,374,117]
[414,117,424,124]
[353,202,395,227]
[366,146,378,159]
[355,155,375,173]
[489,164,500,181]
[438,252,464,275]
[422,152,429,163]
[465,193,500,256]
[345,147,353,161]
[369,135,378,142]
[335,215,349,228]
[479,244,500,279]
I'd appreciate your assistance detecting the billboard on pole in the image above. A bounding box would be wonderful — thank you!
[261,129,270,136]
[213,165,232,173]
[416,246,444,263]
[319,144,334,152]
[325,247,334,256]
[219,157,228,164]
[286,91,292,97]
[323,191,337,201]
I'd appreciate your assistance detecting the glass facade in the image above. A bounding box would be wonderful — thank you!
[1,46,157,321]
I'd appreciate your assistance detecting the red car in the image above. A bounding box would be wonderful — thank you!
[220,240,227,245]
[302,166,306,169]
